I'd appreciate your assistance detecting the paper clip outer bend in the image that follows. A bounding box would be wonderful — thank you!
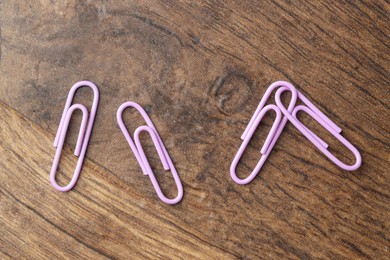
[230,81,298,185]
[275,87,362,171]
[230,104,282,184]
[242,81,299,153]
[116,101,183,205]
[50,81,99,192]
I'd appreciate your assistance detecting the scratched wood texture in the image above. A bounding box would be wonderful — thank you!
[0,0,389,259]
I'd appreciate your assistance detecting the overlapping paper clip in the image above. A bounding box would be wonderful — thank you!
[230,81,362,185]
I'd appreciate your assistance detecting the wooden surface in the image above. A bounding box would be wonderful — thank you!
[0,0,389,259]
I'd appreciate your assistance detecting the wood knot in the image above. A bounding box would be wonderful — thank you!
[211,72,253,115]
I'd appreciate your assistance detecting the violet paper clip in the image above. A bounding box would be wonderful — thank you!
[230,81,297,185]
[50,81,99,191]
[230,80,362,185]
[117,102,183,205]
[274,86,362,171]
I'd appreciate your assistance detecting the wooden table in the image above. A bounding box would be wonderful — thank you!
[1,1,389,258]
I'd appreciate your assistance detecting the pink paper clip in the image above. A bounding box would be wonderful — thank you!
[117,102,183,205]
[230,81,300,184]
[274,85,362,171]
[50,81,99,191]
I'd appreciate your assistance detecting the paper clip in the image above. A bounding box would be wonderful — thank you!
[275,86,362,171]
[117,101,183,205]
[230,81,298,184]
[50,81,99,191]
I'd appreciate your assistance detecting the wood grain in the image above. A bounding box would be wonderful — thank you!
[0,102,231,259]
[1,0,389,259]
